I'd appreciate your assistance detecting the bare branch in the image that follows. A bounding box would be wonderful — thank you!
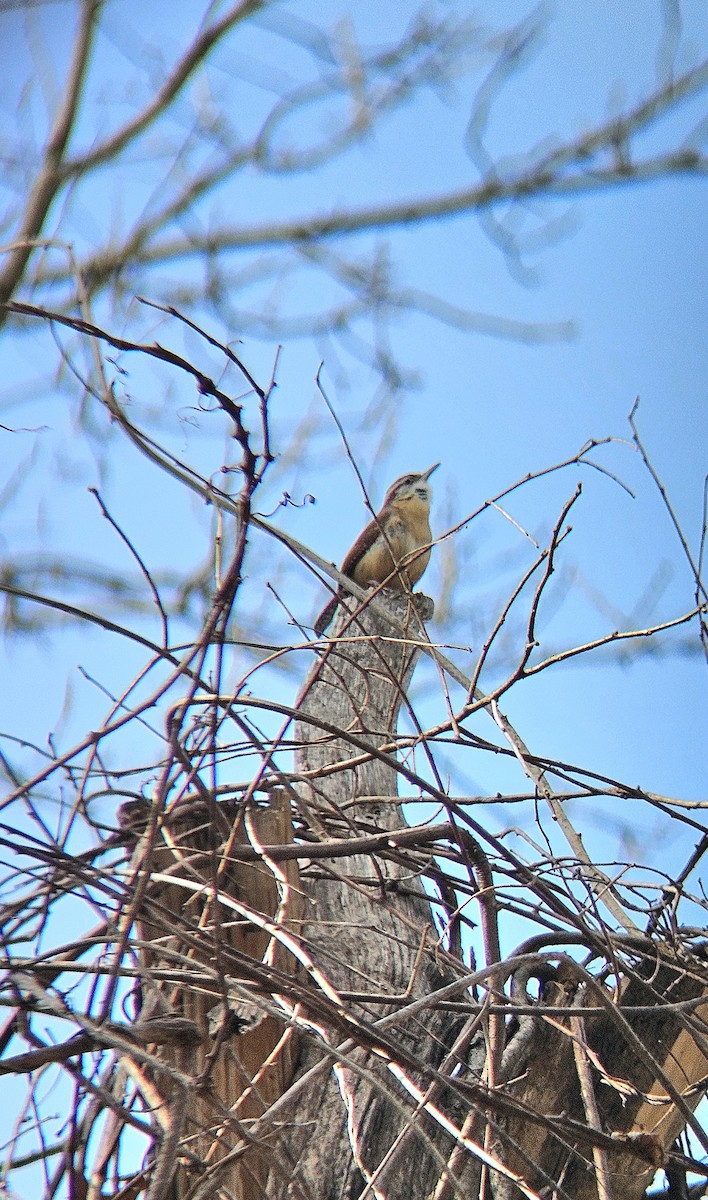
[0,1,100,313]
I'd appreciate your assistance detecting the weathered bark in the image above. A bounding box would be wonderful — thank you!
[273,590,484,1200]
[123,792,303,1200]
[494,949,708,1200]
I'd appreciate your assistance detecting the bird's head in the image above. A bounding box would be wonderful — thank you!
[383,462,439,510]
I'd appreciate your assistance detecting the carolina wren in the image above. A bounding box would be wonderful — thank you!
[314,462,439,636]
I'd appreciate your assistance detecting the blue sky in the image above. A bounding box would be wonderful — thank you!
[1,0,706,872]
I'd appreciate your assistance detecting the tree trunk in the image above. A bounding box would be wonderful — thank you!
[276,590,483,1199]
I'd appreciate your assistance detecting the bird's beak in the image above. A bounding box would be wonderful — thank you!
[423,462,440,480]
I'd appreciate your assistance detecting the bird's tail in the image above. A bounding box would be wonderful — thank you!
[313,594,339,637]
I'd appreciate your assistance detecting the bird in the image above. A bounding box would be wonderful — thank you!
[313,462,439,636]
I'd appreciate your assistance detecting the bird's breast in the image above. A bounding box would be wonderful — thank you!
[351,510,431,587]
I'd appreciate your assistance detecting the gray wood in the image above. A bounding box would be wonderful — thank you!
[273,590,484,1200]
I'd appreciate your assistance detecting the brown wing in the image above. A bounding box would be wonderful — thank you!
[314,514,383,635]
[339,514,383,579]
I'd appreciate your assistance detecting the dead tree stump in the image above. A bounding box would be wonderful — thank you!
[122,587,708,1200]
[273,590,481,1200]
